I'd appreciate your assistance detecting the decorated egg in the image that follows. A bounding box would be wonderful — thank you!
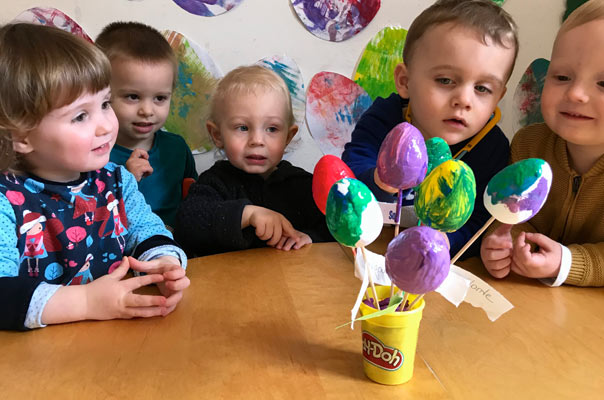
[414,159,476,232]
[425,137,452,176]
[312,155,355,214]
[325,178,382,247]
[385,226,450,294]
[376,122,427,190]
[484,158,552,224]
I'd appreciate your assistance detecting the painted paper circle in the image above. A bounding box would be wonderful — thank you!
[291,0,380,42]
[312,155,355,214]
[385,226,450,294]
[172,0,244,17]
[325,178,382,247]
[354,26,407,100]
[414,159,476,232]
[484,158,552,224]
[306,71,373,156]
[376,122,427,190]
[13,7,92,42]
[163,30,223,153]
[256,55,306,137]
[513,58,549,133]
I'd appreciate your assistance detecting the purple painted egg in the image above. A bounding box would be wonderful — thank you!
[385,226,450,294]
[376,122,427,190]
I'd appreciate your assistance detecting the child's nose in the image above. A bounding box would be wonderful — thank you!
[451,86,472,109]
[97,111,117,136]
[566,82,589,103]
[138,100,154,117]
[248,129,264,146]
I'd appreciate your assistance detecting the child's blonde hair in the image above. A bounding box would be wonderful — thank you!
[209,65,295,127]
[403,0,519,80]
[95,21,178,84]
[0,23,111,171]
[559,0,604,35]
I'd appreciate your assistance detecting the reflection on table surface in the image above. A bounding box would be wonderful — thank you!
[1,237,603,399]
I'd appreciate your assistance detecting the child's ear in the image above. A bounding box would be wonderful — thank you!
[394,62,410,99]
[206,120,224,148]
[10,131,34,154]
[286,124,298,145]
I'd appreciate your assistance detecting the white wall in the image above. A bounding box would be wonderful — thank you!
[1,0,566,173]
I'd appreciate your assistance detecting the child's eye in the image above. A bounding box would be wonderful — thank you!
[155,95,169,102]
[266,126,278,133]
[236,125,249,132]
[555,75,570,82]
[126,94,139,101]
[436,78,452,85]
[102,101,112,110]
[597,81,604,88]
[72,112,87,123]
[475,85,492,94]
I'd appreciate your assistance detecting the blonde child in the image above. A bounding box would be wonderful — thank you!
[175,66,332,256]
[481,0,604,287]
[342,0,518,258]
[96,22,198,228]
[0,23,189,331]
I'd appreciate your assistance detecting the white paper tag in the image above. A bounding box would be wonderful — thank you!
[350,255,370,330]
[354,248,391,286]
[435,269,470,307]
[450,265,514,321]
[378,202,419,227]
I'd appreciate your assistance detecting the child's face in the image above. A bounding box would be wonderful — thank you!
[541,20,604,154]
[110,58,173,150]
[12,88,117,182]
[207,89,297,179]
[395,23,514,145]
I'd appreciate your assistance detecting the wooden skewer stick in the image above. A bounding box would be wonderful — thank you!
[394,188,404,237]
[360,246,380,310]
[450,216,496,265]
[406,293,424,311]
[400,291,409,312]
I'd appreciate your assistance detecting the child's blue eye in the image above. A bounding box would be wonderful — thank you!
[436,78,452,85]
[475,85,492,94]
[236,125,249,132]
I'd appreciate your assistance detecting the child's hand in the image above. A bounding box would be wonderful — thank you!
[480,224,513,278]
[126,148,154,181]
[128,256,190,315]
[275,230,312,251]
[511,231,562,279]
[243,205,298,246]
[85,257,167,320]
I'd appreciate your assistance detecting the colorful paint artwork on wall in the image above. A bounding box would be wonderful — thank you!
[306,72,373,156]
[256,55,306,141]
[512,58,550,132]
[291,0,380,42]
[13,7,92,42]
[354,26,407,101]
[491,0,506,5]
[172,0,244,17]
[163,30,223,153]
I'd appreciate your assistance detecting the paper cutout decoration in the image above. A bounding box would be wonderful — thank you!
[291,0,380,42]
[163,30,223,153]
[354,26,407,100]
[513,58,549,132]
[172,0,244,17]
[306,71,373,156]
[255,55,306,135]
[13,7,92,42]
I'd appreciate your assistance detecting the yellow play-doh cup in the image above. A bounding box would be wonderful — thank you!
[360,285,425,385]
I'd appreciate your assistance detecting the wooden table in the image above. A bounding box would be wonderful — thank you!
[1,241,603,399]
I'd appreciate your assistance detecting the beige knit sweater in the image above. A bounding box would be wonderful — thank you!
[486,123,604,286]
